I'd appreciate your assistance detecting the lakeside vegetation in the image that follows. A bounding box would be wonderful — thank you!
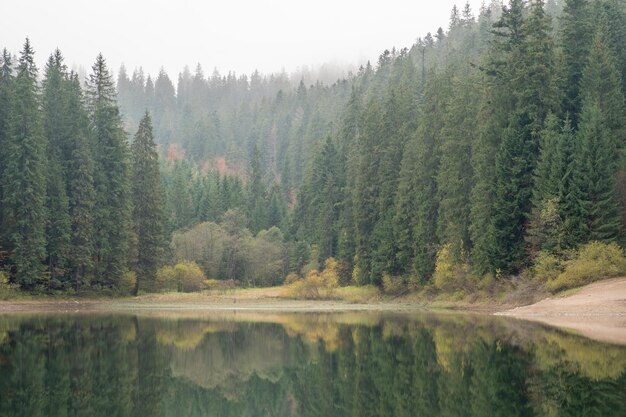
[1,0,626,300]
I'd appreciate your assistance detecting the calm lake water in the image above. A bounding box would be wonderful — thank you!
[0,311,624,417]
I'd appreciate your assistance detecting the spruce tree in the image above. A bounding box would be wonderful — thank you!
[437,71,478,258]
[3,39,47,289]
[353,99,384,284]
[529,114,574,252]
[247,144,267,233]
[579,27,626,157]
[86,54,132,288]
[66,74,95,290]
[571,102,621,243]
[42,51,72,288]
[488,116,534,274]
[560,0,593,126]
[131,112,165,293]
[0,49,13,261]
[336,87,362,277]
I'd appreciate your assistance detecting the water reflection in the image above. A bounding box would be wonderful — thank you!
[0,312,624,417]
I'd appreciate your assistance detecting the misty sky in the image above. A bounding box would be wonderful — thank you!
[3,0,485,78]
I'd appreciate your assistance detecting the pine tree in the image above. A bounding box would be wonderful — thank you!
[2,39,47,289]
[131,112,165,293]
[86,54,132,288]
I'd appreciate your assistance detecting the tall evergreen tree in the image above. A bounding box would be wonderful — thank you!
[131,112,165,293]
[66,73,96,290]
[436,71,479,259]
[560,0,593,126]
[0,49,14,262]
[353,99,384,284]
[42,50,72,288]
[247,144,268,233]
[571,102,621,243]
[86,54,132,288]
[2,39,47,289]
[579,27,626,158]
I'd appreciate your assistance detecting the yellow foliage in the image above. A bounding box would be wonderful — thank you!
[532,252,563,283]
[156,261,206,293]
[283,258,340,299]
[545,241,626,292]
[433,244,470,290]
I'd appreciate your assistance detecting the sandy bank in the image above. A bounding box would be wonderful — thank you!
[498,277,626,345]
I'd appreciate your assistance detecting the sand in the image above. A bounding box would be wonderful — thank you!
[498,277,626,345]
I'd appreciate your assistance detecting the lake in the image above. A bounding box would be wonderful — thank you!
[0,311,624,416]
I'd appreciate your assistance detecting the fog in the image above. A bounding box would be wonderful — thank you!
[2,0,485,79]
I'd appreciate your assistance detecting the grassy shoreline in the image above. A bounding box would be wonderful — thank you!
[0,283,542,314]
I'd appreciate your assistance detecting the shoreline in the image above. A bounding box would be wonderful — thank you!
[2,278,626,345]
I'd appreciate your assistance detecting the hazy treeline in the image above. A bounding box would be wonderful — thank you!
[1,0,626,293]
[137,0,626,288]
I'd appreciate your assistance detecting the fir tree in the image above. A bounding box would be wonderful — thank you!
[66,74,95,290]
[2,39,47,289]
[86,54,132,288]
[488,116,534,274]
[353,99,384,284]
[0,49,13,261]
[131,112,165,293]
[42,50,72,288]
[560,0,593,126]
[579,27,626,158]
[436,71,478,259]
[571,102,621,243]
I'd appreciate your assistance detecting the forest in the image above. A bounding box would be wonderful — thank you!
[1,0,625,295]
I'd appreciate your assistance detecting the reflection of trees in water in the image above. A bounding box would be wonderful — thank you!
[0,314,624,417]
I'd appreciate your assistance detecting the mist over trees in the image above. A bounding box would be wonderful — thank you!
[1,0,625,293]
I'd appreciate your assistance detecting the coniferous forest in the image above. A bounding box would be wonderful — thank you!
[1,0,626,294]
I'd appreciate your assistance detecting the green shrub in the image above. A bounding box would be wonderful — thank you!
[545,241,626,292]
[156,262,206,293]
[532,252,563,283]
[0,271,19,299]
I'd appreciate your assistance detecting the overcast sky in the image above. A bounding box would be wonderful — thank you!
[2,0,486,79]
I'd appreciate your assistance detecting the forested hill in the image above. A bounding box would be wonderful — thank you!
[1,0,626,295]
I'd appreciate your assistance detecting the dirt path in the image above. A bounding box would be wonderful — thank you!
[498,277,626,345]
